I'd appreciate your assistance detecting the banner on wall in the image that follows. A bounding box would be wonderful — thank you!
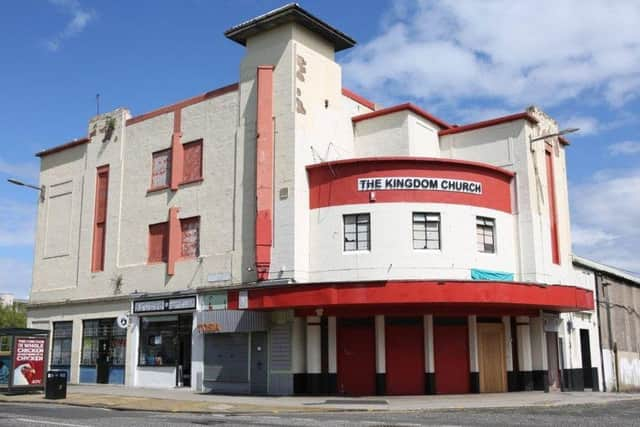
[11,337,46,387]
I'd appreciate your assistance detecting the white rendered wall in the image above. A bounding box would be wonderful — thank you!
[308,202,516,283]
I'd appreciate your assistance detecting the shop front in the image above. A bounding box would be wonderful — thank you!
[132,295,196,388]
[80,318,126,384]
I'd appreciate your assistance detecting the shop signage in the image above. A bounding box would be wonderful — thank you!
[197,322,222,333]
[357,177,482,195]
[11,337,46,387]
[133,296,196,313]
[202,293,227,311]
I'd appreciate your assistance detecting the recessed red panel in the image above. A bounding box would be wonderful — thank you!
[434,323,470,394]
[386,320,425,395]
[337,319,376,396]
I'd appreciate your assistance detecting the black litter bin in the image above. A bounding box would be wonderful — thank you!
[45,371,67,399]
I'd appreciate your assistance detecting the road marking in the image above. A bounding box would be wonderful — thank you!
[15,418,92,427]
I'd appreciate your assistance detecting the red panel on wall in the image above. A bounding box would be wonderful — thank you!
[386,320,425,395]
[545,149,560,264]
[337,320,376,396]
[307,157,514,213]
[434,323,470,394]
[91,165,109,272]
[148,222,168,263]
[183,140,203,183]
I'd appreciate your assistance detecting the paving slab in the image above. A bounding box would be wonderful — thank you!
[1,384,639,414]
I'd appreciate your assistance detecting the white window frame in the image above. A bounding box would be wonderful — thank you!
[476,216,496,253]
[412,212,441,250]
[343,213,371,252]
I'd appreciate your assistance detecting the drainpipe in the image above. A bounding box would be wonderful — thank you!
[594,273,607,392]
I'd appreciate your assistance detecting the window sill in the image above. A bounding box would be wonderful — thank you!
[147,185,169,194]
[180,177,203,187]
[147,260,167,265]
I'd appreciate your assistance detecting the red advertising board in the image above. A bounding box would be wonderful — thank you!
[12,337,46,387]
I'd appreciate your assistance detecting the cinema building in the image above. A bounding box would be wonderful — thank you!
[27,4,599,395]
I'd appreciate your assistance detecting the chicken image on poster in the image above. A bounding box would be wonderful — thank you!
[12,338,46,386]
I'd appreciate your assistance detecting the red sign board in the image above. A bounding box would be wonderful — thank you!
[12,337,46,386]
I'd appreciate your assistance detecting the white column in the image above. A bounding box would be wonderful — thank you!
[191,313,204,391]
[530,316,548,372]
[328,316,337,374]
[375,315,386,374]
[503,316,513,372]
[306,316,321,374]
[468,315,479,373]
[70,318,82,384]
[424,315,434,373]
[516,316,533,372]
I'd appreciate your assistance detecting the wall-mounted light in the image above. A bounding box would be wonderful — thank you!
[7,178,46,202]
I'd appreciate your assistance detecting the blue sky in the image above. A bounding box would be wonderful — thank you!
[1,1,639,298]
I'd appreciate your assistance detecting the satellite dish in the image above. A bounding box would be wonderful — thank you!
[117,314,129,329]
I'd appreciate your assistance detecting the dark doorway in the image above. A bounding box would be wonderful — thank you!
[96,339,110,384]
[177,314,193,387]
[250,332,268,394]
[546,332,561,391]
[580,329,593,389]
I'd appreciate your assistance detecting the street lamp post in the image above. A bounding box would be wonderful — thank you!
[530,127,580,143]
[7,178,46,202]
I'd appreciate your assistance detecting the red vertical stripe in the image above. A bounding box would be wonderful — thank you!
[167,207,181,275]
[170,110,183,191]
[92,165,109,272]
[255,65,275,281]
[545,149,560,265]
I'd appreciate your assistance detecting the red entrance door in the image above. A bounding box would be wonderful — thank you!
[434,323,470,394]
[386,319,425,395]
[337,319,376,396]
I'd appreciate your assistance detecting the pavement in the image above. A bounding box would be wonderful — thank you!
[1,384,640,414]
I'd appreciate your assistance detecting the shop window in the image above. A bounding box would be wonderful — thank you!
[81,318,126,367]
[138,315,178,366]
[413,212,441,250]
[51,321,73,366]
[476,216,496,253]
[343,213,370,251]
[148,222,169,263]
[151,149,171,189]
[182,140,203,183]
[181,217,200,258]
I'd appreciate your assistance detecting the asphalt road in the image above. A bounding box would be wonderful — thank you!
[1,400,640,426]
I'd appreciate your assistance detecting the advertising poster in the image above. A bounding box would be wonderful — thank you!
[12,337,46,386]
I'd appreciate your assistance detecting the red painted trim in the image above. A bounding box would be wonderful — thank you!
[438,112,538,136]
[170,110,183,191]
[126,83,239,126]
[36,137,90,157]
[546,148,560,265]
[255,66,275,281]
[91,165,109,272]
[352,103,451,129]
[167,207,181,276]
[341,88,375,111]
[244,280,595,312]
[307,157,514,213]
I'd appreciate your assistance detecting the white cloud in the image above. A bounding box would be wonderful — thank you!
[561,116,599,136]
[609,141,640,156]
[0,258,32,299]
[0,156,39,182]
[46,0,95,52]
[571,168,640,274]
[0,199,37,247]
[342,0,640,109]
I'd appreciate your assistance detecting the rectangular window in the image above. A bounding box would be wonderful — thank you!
[476,216,496,253]
[81,318,126,367]
[182,140,203,183]
[413,213,441,250]
[180,216,200,258]
[151,149,171,189]
[51,321,73,366]
[138,315,178,366]
[0,335,10,353]
[344,213,370,251]
[92,165,109,272]
[148,222,169,263]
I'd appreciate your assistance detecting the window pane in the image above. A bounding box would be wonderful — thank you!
[426,240,440,250]
[357,215,369,224]
[152,150,171,188]
[139,316,178,366]
[181,217,200,258]
[414,239,426,249]
[345,241,357,251]
[413,223,426,232]
[357,240,369,251]
[183,140,203,183]
[413,213,425,222]
[427,231,439,240]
